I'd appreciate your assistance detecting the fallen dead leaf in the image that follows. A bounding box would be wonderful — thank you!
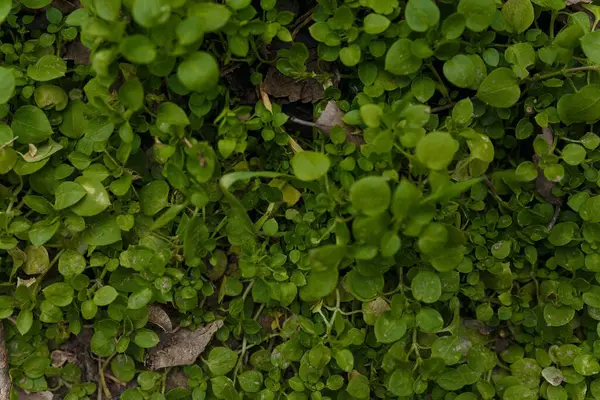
[146,320,224,370]
[262,65,324,104]
[51,0,81,13]
[18,391,53,400]
[566,0,591,5]
[63,40,91,65]
[148,305,173,333]
[51,350,77,368]
[315,101,363,145]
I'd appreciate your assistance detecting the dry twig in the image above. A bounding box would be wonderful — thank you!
[0,323,11,400]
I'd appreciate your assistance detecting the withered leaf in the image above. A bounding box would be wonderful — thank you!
[315,101,363,145]
[146,320,223,370]
[566,0,592,5]
[148,304,173,333]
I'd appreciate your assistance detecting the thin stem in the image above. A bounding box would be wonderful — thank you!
[427,63,451,102]
[549,11,557,39]
[431,103,455,113]
[288,116,328,131]
[99,353,116,399]
[529,65,600,82]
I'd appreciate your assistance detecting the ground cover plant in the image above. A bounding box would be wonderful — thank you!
[6,0,600,399]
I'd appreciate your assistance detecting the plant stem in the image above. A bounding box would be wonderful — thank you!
[99,353,115,399]
[529,65,600,82]
[427,63,451,102]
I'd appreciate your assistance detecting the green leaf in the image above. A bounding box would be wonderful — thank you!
[128,288,153,310]
[416,307,444,333]
[0,67,14,104]
[543,304,575,326]
[363,13,390,34]
[562,143,587,165]
[339,44,361,67]
[574,354,600,376]
[502,0,534,34]
[291,151,330,181]
[411,270,442,303]
[385,39,422,76]
[139,180,169,216]
[582,31,600,65]
[405,0,440,32]
[346,374,370,399]
[443,55,476,88]
[12,106,53,144]
[476,68,521,108]
[557,84,600,125]
[416,131,459,170]
[82,217,121,246]
[178,52,220,92]
[132,0,169,28]
[94,286,118,306]
[187,2,231,32]
[94,0,121,21]
[119,78,144,112]
[60,100,88,139]
[27,55,67,82]
[238,372,262,393]
[54,181,86,210]
[387,368,414,396]
[58,249,86,278]
[457,0,496,32]
[431,336,463,365]
[120,35,157,65]
[111,355,135,383]
[334,349,354,372]
[375,313,407,343]
[207,347,238,376]
[0,0,11,23]
[467,345,497,372]
[177,17,205,46]
[350,176,391,216]
[134,329,160,348]
[442,13,466,39]
[43,282,74,307]
[503,385,538,400]
[412,77,436,102]
[299,268,338,302]
[16,309,33,335]
[23,245,49,275]
[70,177,111,216]
[20,0,52,8]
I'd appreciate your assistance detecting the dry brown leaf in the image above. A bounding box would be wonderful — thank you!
[259,83,273,113]
[18,392,53,400]
[51,350,77,368]
[289,101,363,145]
[315,101,363,145]
[262,66,324,104]
[148,305,173,333]
[146,320,223,370]
[63,40,91,65]
[566,0,592,5]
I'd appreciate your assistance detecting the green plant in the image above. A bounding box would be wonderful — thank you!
[3,0,600,399]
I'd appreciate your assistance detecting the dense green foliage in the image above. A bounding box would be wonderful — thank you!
[5,0,600,399]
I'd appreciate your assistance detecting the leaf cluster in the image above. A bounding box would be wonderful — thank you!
[4,0,600,399]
